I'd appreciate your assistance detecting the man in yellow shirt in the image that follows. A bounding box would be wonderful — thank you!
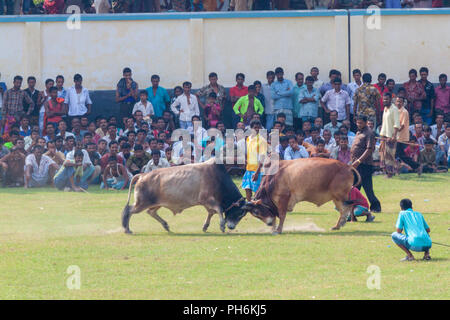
[242,120,267,201]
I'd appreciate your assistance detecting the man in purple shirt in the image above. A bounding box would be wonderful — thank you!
[434,73,449,117]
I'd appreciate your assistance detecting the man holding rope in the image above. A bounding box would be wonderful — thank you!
[379,92,400,177]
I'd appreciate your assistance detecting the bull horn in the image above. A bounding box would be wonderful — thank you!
[251,199,263,205]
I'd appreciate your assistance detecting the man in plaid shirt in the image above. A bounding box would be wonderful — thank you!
[1,76,35,133]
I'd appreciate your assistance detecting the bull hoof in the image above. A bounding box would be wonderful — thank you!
[202,224,209,233]
[331,226,340,231]
[124,229,133,234]
[219,221,226,233]
[272,231,280,235]
[163,223,170,232]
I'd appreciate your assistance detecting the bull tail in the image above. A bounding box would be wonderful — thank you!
[122,174,142,234]
[350,166,361,187]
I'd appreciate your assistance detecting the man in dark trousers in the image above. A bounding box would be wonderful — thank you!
[350,115,381,212]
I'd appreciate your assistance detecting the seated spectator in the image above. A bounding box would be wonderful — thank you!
[165,147,176,166]
[101,155,131,191]
[53,150,87,192]
[100,141,124,171]
[0,138,9,159]
[95,117,108,139]
[437,124,450,167]
[391,199,432,261]
[311,139,330,158]
[431,112,445,140]
[66,140,98,186]
[304,126,321,146]
[322,129,336,152]
[25,129,40,153]
[24,145,58,188]
[44,141,65,167]
[284,135,309,160]
[126,144,151,175]
[323,110,341,135]
[70,117,85,143]
[55,136,64,153]
[404,135,420,163]
[418,138,442,174]
[132,90,154,118]
[331,135,351,165]
[0,147,25,187]
[296,129,316,156]
[97,139,108,156]
[44,123,57,142]
[104,123,119,145]
[414,123,425,150]
[143,149,170,173]
[57,120,75,140]
[339,124,355,146]
[19,116,31,137]
[275,135,289,160]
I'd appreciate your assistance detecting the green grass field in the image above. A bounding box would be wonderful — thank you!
[0,173,449,299]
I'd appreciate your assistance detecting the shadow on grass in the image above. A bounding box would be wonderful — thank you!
[129,229,394,238]
[394,173,449,183]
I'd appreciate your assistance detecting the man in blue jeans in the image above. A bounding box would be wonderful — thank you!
[391,199,432,261]
[54,150,93,191]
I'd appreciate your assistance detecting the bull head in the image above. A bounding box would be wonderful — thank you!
[243,199,276,226]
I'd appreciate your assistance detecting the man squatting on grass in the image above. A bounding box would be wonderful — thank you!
[391,199,432,261]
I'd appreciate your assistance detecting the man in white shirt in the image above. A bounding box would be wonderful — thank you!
[321,78,351,122]
[64,74,92,121]
[170,81,199,130]
[24,145,58,188]
[310,67,324,90]
[143,149,170,173]
[132,90,154,117]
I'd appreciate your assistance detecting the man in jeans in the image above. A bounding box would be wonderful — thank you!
[350,115,381,212]
[391,199,432,261]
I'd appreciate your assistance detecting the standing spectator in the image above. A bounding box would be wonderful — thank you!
[350,115,381,212]
[43,0,65,13]
[132,90,154,118]
[233,85,264,126]
[146,75,170,118]
[321,78,351,122]
[65,74,92,125]
[1,76,35,134]
[373,73,388,116]
[44,86,66,132]
[262,70,275,130]
[196,72,227,111]
[395,96,419,172]
[347,69,363,130]
[24,145,58,188]
[271,67,294,126]
[353,73,381,129]
[230,73,248,128]
[292,72,305,129]
[310,67,324,90]
[24,76,40,126]
[171,81,200,130]
[116,67,138,126]
[229,0,251,10]
[379,93,400,177]
[298,76,320,126]
[55,75,66,102]
[385,0,401,7]
[37,79,54,134]
[403,69,426,117]
[418,67,435,126]
[434,74,449,118]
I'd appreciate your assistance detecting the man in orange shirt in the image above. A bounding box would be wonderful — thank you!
[395,96,419,171]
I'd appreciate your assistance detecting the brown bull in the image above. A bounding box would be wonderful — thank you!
[224,158,361,234]
[121,158,246,234]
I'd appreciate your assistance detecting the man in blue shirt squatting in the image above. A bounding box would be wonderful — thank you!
[391,199,432,261]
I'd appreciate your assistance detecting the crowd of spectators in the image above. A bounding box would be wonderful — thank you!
[0,65,448,191]
[0,0,448,15]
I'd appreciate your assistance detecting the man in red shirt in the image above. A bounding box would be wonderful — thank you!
[229,73,248,128]
[373,73,388,116]
[434,73,450,117]
[348,186,376,222]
